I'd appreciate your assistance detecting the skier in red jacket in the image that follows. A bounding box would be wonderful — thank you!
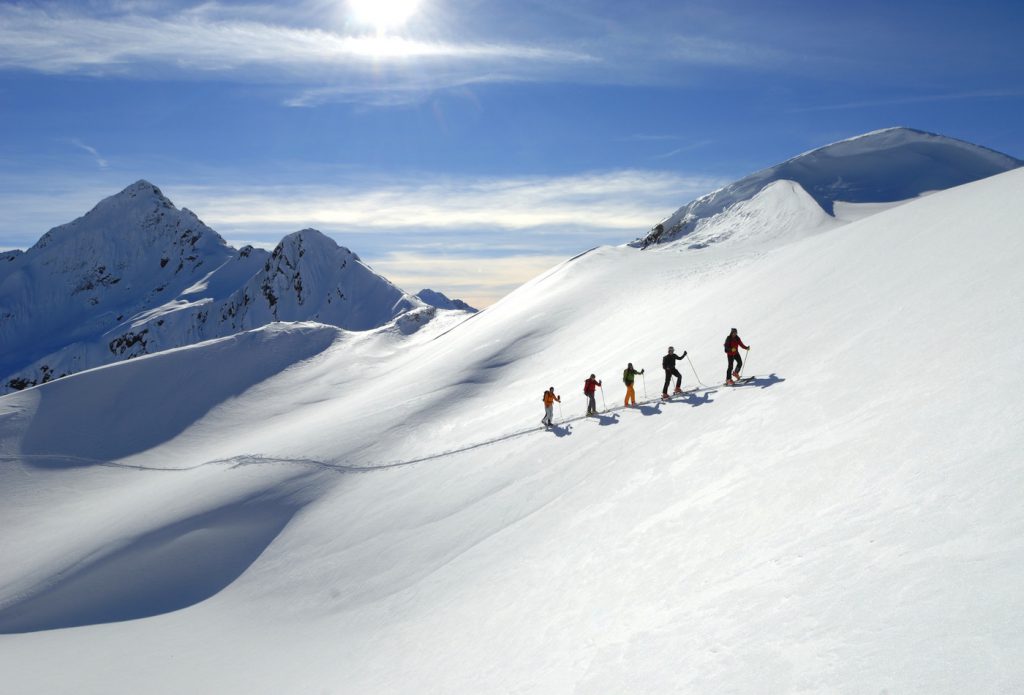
[724,328,750,385]
[583,374,602,416]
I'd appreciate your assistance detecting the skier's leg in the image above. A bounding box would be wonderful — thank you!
[727,355,735,382]
[734,352,743,378]
[662,370,671,394]
[674,368,683,391]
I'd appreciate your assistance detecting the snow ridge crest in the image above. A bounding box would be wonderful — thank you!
[634,127,1022,248]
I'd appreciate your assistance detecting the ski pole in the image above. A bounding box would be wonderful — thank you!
[599,385,607,411]
[557,399,563,422]
[687,354,707,387]
[641,372,647,399]
[739,348,750,379]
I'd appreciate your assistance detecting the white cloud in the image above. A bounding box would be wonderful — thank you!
[172,170,725,233]
[69,139,109,169]
[0,3,788,105]
[0,4,592,99]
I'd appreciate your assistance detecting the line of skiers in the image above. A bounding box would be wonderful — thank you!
[541,328,751,428]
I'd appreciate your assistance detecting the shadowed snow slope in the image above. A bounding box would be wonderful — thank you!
[0,169,1022,693]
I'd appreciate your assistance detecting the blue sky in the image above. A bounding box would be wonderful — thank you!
[1,0,1021,306]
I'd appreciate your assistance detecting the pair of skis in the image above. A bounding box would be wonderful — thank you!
[726,376,756,386]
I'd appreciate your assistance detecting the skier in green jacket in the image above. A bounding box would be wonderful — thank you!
[623,363,644,406]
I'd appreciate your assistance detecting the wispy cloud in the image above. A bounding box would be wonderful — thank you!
[0,3,791,105]
[171,170,725,234]
[647,140,715,160]
[69,139,109,168]
[0,4,592,105]
[790,89,1024,113]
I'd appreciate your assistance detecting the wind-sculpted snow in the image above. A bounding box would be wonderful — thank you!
[634,127,1022,247]
[0,183,425,393]
[1,162,1023,693]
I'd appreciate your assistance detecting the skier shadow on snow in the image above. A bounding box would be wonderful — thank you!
[594,413,620,426]
[674,389,716,407]
[637,402,662,416]
[732,373,785,389]
[549,423,573,437]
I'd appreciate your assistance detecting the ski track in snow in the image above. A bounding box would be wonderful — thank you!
[0,377,786,474]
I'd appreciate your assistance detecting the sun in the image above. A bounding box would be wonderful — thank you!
[348,0,422,31]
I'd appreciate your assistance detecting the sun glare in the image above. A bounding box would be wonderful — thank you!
[348,0,422,31]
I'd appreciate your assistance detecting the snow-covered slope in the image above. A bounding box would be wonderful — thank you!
[1,166,1022,693]
[0,183,424,392]
[634,127,1021,247]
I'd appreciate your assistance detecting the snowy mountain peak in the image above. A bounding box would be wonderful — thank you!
[118,179,170,201]
[415,288,478,313]
[635,127,1022,248]
[270,228,357,266]
[247,228,422,330]
[32,178,226,259]
[1,188,432,392]
[796,127,1020,166]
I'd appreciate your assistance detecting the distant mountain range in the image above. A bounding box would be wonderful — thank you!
[0,181,474,392]
[633,127,1022,248]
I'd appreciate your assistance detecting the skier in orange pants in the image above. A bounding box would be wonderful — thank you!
[622,363,644,406]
